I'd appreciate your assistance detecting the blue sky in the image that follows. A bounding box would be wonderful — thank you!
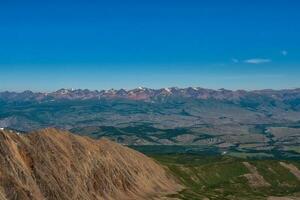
[0,0,300,91]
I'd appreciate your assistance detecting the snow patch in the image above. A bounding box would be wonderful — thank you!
[164,88,171,93]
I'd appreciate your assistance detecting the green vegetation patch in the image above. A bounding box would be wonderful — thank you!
[152,154,300,200]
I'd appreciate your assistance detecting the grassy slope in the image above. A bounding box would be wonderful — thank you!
[151,154,300,200]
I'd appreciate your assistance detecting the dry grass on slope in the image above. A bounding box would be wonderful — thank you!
[0,128,182,200]
[242,162,271,187]
[280,162,300,181]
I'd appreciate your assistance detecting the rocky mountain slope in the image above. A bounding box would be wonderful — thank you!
[0,128,181,200]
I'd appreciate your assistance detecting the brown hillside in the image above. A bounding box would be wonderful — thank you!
[0,128,182,200]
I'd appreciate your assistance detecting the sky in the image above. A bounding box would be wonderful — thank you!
[0,0,300,91]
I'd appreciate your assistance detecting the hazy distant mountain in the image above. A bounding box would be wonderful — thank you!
[0,87,300,157]
[1,87,300,102]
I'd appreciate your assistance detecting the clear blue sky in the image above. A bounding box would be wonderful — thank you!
[0,0,300,91]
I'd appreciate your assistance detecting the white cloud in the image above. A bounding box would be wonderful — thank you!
[244,58,271,64]
[232,58,239,63]
[281,50,288,56]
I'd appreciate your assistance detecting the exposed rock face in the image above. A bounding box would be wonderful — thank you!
[0,128,181,200]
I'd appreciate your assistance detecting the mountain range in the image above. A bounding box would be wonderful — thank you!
[2,87,300,102]
[0,87,300,157]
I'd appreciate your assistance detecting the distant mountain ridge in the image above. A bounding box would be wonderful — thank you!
[1,87,300,156]
[1,87,300,102]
